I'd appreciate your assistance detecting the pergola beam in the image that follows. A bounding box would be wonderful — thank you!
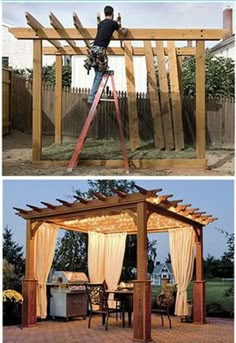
[73,12,91,48]
[49,12,77,48]
[9,27,226,40]
[25,12,61,48]
[42,46,196,56]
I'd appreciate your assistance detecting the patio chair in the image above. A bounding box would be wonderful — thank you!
[154,283,176,329]
[86,283,121,331]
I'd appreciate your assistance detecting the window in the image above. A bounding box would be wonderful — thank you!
[2,56,9,67]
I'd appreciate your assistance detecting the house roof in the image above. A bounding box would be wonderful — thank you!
[153,263,173,275]
[210,34,235,52]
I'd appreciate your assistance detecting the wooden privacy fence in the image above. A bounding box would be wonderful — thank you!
[11,75,235,149]
[2,67,12,135]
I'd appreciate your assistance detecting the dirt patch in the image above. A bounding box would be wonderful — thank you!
[3,130,234,176]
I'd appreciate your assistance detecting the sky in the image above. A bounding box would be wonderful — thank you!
[2,1,235,49]
[3,179,234,263]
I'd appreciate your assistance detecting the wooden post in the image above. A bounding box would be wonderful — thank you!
[193,226,205,324]
[156,41,174,149]
[196,40,206,159]
[168,41,184,150]
[133,202,152,342]
[144,41,164,150]
[32,40,42,161]
[22,220,37,327]
[55,55,62,144]
[124,41,141,151]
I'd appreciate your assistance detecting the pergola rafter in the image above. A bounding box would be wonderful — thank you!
[25,12,61,49]
[49,12,77,49]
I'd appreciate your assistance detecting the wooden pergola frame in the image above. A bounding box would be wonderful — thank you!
[9,12,227,170]
[14,184,217,342]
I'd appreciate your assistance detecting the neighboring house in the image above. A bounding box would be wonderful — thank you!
[151,262,175,286]
[2,23,55,69]
[71,54,147,92]
[210,7,235,60]
[210,35,235,60]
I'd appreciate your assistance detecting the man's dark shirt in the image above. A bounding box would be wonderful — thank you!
[94,19,119,48]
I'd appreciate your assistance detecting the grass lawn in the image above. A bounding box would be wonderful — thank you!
[152,280,234,316]
[42,139,197,160]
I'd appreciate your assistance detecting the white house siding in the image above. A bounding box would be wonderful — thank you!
[71,55,147,92]
[2,24,55,69]
[212,41,235,60]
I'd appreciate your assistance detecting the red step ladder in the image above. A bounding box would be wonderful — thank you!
[67,70,129,173]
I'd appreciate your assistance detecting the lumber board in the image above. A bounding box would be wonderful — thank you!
[32,40,42,161]
[156,41,174,149]
[9,28,226,40]
[144,41,164,149]
[168,41,184,150]
[124,41,141,151]
[196,40,206,159]
[43,46,196,56]
[33,158,207,169]
[55,55,62,144]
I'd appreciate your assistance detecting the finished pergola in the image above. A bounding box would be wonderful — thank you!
[8,12,227,170]
[14,184,217,342]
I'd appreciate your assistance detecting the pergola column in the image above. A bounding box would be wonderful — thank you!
[32,40,42,161]
[133,202,152,342]
[193,226,205,324]
[55,55,62,144]
[196,40,206,162]
[22,220,37,327]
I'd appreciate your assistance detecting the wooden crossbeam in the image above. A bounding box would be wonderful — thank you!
[49,12,77,48]
[73,195,88,204]
[165,199,183,207]
[41,201,56,209]
[182,208,200,215]
[92,192,107,201]
[73,12,90,48]
[9,28,226,40]
[56,198,72,206]
[175,204,191,212]
[25,12,61,48]
[112,188,127,198]
[26,204,42,212]
[134,185,148,194]
[156,195,173,203]
[13,207,28,214]
[43,46,196,56]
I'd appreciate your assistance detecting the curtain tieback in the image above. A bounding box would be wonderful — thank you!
[177,288,187,294]
[37,282,46,288]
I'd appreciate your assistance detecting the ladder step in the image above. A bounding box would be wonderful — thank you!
[100,99,115,102]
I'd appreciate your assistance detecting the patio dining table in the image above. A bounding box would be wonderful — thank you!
[106,289,133,328]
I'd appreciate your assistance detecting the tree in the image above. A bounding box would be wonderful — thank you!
[52,231,88,273]
[13,63,72,87]
[3,226,25,290]
[182,50,235,97]
[222,233,234,278]
[165,253,171,264]
[53,180,158,282]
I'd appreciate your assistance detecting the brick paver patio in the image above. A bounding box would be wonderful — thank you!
[3,315,233,343]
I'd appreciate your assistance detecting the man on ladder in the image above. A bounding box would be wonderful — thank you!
[67,6,129,173]
[84,5,128,106]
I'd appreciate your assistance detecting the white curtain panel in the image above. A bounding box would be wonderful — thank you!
[105,233,127,307]
[169,227,195,316]
[34,223,58,318]
[88,232,106,283]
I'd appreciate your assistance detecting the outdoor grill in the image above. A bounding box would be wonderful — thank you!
[49,271,88,320]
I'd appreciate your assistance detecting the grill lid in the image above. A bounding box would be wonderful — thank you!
[51,271,88,284]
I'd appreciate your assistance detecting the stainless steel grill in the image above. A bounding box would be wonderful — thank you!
[49,271,88,320]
